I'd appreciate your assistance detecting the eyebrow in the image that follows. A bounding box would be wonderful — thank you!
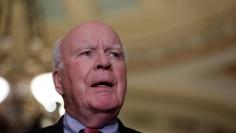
[71,43,123,53]
[106,44,122,50]
[79,43,122,49]
[112,44,122,48]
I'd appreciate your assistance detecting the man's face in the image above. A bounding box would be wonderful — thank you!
[55,23,127,116]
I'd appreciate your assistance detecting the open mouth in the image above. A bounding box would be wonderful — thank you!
[91,81,114,88]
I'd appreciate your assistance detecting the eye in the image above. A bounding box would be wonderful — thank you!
[80,50,93,57]
[109,51,122,59]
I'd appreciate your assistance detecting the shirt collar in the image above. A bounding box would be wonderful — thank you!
[63,113,119,133]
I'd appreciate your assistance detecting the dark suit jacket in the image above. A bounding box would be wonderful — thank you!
[27,116,140,133]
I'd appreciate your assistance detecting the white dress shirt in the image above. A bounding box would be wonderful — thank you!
[63,113,119,133]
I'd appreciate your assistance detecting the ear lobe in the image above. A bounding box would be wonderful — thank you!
[52,69,64,95]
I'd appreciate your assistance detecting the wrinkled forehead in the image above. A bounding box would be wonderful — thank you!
[62,22,122,49]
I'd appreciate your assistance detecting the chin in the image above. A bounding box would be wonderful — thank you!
[90,100,122,113]
[93,106,121,115]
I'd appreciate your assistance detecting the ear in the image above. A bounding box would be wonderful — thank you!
[52,69,64,95]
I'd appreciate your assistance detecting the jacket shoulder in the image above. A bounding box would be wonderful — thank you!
[118,119,141,133]
[122,127,141,133]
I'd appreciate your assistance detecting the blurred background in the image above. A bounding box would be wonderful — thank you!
[0,0,236,133]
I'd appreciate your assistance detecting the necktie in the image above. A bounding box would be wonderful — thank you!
[80,128,101,133]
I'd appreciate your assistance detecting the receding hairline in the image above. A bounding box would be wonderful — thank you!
[61,21,121,50]
[63,21,119,41]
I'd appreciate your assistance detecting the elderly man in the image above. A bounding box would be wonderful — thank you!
[29,21,140,133]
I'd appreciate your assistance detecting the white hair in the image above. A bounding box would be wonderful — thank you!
[52,39,63,69]
[123,45,128,63]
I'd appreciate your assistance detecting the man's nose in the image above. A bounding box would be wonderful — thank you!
[95,52,111,70]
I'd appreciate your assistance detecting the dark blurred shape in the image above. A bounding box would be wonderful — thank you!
[26,113,43,132]
[0,113,10,133]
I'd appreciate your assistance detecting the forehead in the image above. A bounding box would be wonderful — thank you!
[64,23,121,48]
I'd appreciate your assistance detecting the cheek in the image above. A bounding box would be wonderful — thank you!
[66,61,91,91]
[115,63,126,82]
[74,61,95,85]
[70,60,92,78]
[114,64,127,95]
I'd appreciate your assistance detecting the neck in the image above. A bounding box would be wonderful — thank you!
[67,108,120,128]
